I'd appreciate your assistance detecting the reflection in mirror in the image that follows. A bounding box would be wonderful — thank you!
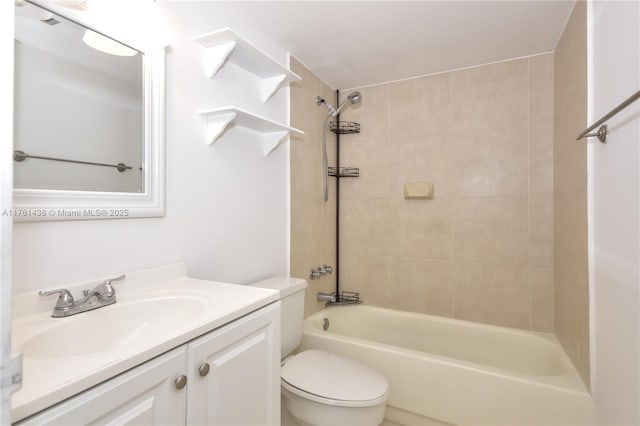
[14,2,144,193]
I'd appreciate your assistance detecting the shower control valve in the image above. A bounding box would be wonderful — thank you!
[311,265,334,280]
[317,265,333,275]
[309,268,321,280]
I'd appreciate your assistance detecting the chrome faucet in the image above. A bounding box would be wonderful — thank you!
[39,274,125,318]
[310,265,333,280]
[316,292,336,303]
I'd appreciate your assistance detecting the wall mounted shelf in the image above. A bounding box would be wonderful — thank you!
[194,28,302,103]
[198,106,303,156]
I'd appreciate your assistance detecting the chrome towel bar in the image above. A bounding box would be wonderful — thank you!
[13,150,134,172]
[577,90,640,143]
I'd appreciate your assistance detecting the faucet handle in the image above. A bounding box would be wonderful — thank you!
[99,274,125,298]
[39,289,74,308]
[309,269,321,280]
[103,274,126,286]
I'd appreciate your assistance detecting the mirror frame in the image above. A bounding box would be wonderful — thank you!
[13,1,165,221]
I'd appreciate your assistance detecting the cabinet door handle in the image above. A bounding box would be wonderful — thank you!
[174,375,187,390]
[199,363,210,377]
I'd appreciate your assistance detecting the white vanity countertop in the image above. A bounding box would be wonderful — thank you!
[11,263,279,422]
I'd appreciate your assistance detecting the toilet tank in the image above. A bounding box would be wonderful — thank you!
[250,277,307,358]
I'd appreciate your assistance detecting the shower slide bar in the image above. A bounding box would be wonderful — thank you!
[13,150,134,172]
[577,90,640,143]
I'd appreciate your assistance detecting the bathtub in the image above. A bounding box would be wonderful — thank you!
[300,305,593,425]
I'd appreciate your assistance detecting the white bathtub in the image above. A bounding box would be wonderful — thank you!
[301,305,593,425]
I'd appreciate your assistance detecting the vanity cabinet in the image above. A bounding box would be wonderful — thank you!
[16,347,188,425]
[15,303,280,425]
[187,302,281,425]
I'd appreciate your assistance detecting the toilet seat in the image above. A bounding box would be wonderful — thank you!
[281,349,389,408]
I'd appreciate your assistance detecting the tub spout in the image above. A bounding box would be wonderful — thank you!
[316,292,336,303]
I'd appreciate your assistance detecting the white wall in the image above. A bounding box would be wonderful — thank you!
[12,1,292,293]
[588,1,640,423]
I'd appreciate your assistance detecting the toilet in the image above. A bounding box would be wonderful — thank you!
[251,277,389,426]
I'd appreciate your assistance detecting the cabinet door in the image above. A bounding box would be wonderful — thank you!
[17,347,187,426]
[187,302,281,426]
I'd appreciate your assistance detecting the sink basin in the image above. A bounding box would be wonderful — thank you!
[11,263,282,423]
[21,296,207,359]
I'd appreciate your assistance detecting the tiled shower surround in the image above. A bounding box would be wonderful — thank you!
[553,1,589,387]
[289,57,338,317]
[291,54,555,331]
[338,54,555,332]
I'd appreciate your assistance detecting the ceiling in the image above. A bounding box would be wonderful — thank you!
[226,1,576,89]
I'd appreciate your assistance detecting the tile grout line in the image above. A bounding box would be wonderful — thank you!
[386,83,392,307]
[449,73,456,319]
[527,58,533,331]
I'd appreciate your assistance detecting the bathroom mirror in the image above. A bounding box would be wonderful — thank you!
[12,1,165,221]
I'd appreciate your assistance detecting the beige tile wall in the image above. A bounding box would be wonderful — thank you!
[338,54,555,332]
[290,57,338,317]
[290,11,588,387]
[553,1,590,387]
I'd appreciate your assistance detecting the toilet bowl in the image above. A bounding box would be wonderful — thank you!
[250,277,389,426]
[281,349,388,426]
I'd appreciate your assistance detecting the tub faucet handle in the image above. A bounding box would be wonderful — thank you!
[322,265,333,274]
[310,268,321,280]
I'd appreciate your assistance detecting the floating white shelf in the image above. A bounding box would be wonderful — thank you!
[198,106,303,156]
[194,28,302,103]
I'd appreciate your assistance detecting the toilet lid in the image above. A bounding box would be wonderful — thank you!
[281,350,388,404]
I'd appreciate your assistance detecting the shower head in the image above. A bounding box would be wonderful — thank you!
[347,91,362,105]
[316,91,363,117]
[335,91,362,115]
